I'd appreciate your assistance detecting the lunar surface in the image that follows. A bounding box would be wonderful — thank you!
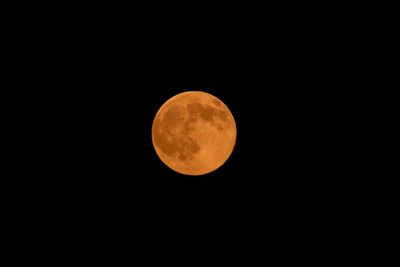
[152,91,237,175]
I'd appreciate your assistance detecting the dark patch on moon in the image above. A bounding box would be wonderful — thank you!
[154,129,201,160]
[186,137,200,154]
[163,105,184,128]
[187,102,223,123]
[187,102,203,114]
[217,109,228,121]
[182,115,197,135]
[176,137,200,162]
[153,104,201,160]
[200,105,217,122]
[153,129,176,156]
[153,105,184,156]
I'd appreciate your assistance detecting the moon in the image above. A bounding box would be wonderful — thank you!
[152,91,237,175]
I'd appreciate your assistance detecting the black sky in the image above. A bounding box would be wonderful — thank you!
[21,6,349,223]
[6,4,367,257]
[52,59,331,208]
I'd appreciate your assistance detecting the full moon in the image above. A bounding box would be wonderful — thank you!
[152,91,237,175]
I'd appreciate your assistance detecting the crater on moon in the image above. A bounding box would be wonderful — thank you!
[152,91,236,175]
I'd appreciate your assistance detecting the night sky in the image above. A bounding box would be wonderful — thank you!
[21,5,346,233]
[12,4,357,257]
[35,40,337,213]
[60,65,327,207]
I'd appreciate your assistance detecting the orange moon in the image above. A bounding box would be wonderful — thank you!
[152,91,237,175]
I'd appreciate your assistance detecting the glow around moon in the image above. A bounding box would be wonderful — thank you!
[152,91,237,175]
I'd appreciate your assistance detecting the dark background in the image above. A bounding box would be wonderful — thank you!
[11,4,357,252]
[38,38,337,213]
[21,11,342,202]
